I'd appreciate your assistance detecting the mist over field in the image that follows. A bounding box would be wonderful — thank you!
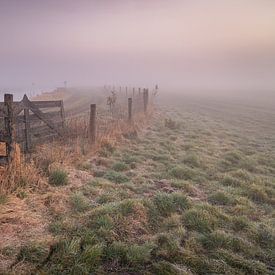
[1,1,275,274]
[0,0,275,98]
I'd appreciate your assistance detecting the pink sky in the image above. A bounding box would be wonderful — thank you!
[0,0,275,91]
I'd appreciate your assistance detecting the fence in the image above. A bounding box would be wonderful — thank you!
[0,94,65,165]
[0,86,154,166]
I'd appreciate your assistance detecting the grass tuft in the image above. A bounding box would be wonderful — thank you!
[0,194,8,204]
[208,191,234,205]
[183,208,218,233]
[153,192,190,217]
[49,169,68,186]
[104,170,129,183]
[112,161,129,172]
[169,166,195,180]
[70,192,90,212]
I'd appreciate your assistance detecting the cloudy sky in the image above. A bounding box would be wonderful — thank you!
[0,0,275,92]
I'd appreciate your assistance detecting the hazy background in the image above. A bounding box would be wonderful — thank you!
[0,0,275,97]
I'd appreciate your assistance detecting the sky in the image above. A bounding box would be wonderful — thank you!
[0,0,275,93]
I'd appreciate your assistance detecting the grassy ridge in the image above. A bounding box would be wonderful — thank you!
[2,98,275,274]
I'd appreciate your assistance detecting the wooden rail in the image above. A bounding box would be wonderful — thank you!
[0,94,65,164]
[0,86,154,166]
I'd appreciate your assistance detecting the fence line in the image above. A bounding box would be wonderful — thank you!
[0,86,157,166]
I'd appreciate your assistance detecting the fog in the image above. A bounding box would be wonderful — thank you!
[0,0,275,97]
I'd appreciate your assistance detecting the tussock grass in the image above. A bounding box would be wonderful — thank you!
[104,170,129,183]
[169,166,196,180]
[3,98,275,274]
[208,191,235,206]
[48,169,68,186]
[0,194,8,204]
[183,208,218,233]
[153,192,191,217]
[182,153,201,168]
[70,192,90,212]
[112,161,129,171]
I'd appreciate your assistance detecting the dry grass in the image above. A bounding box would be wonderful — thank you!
[0,88,157,273]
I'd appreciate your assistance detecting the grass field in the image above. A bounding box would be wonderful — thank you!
[0,94,274,274]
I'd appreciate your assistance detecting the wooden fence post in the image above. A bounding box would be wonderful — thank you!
[146,89,149,107]
[4,94,15,163]
[60,100,65,129]
[128,98,132,122]
[143,89,149,114]
[89,104,96,144]
[24,108,31,152]
[143,89,147,113]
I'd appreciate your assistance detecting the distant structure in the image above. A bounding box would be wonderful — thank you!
[64,81,67,89]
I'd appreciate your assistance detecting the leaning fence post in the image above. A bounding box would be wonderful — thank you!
[128,98,132,122]
[4,94,15,163]
[89,104,96,144]
[24,108,31,152]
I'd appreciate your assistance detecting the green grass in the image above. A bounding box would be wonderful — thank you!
[169,166,196,180]
[48,169,68,186]
[8,99,275,274]
[104,170,130,183]
[0,194,8,204]
[183,208,218,233]
[70,192,90,212]
[208,191,235,205]
[153,192,190,216]
[112,161,129,171]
